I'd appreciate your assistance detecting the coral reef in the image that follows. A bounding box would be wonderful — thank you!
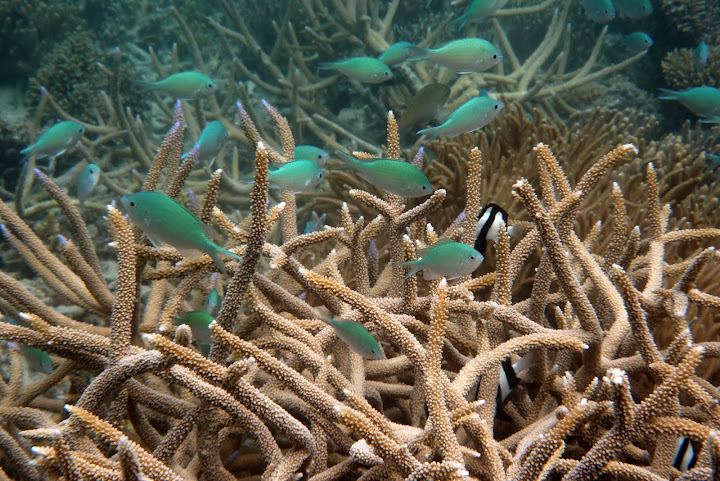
[662,46,720,90]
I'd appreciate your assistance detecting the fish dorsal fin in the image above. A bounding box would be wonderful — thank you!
[417,238,456,257]
[315,307,335,326]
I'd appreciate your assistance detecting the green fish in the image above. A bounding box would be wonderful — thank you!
[120,191,242,276]
[304,211,327,234]
[451,0,509,29]
[316,309,383,359]
[174,311,215,355]
[295,145,331,167]
[77,163,101,200]
[319,57,394,84]
[333,150,434,198]
[398,83,451,132]
[21,120,84,159]
[613,0,652,19]
[409,38,502,73]
[695,41,709,66]
[658,87,720,119]
[182,121,228,167]
[396,238,484,280]
[418,96,504,140]
[5,318,53,374]
[245,159,325,192]
[138,71,218,99]
[580,0,615,23]
[622,32,653,52]
[377,42,421,67]
[205,287,223,316]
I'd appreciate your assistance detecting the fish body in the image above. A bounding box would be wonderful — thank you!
[319,57,393,84]
[77,163,101,200]
[205,288,222,316]
[399,83,451,131]
[266,159,325,192]
[182,121,228,166]
[658,86,720,119]
[21,120,85,159]
[672,437,697,472]
[120,191,242,275]
[304,211,328,234]
[378,41,421,66]
[622,32,653,52]
[410,38,502,72]
[612,0,652,18]
[474,203,508,256]
[316,309,383,359]
[418,95,504,139]
[138,71,218,99]
[174,311,215,355]
[695,41,709,65]
[7,342,53,374]
[497,353,533,407]
[333,151,433,198]
[294,145,331,167]
[451,0,509,29]
[580,0,616,23]
[397,238,483,280]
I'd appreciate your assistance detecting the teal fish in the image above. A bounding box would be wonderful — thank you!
[319,58,393,84]
[398,83,451,131]
[705,153,720,169]
[658,86,720,119]
[5,318,53,374]
[451,0,509,29]
[409,38,502,73]
[182,121,228,167]
[377,42,421,67]
[245,159,324,192]
[333,151,433,198]
[77,163,101,200]
[295,145,331,167]
[316,309,383,359]
[138,71,218,99]
[174,311,215,354]
[396,238,484,280]
[120,191,242,275]
[613,0,652,18]
[622,32,653,52]
[580,0,615,23]
[206,288,223,316]
[695,41,708,65]
[418,95,504,140]
[304,211,327,234]
[21,121,84,159]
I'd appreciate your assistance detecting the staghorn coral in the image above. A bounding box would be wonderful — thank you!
[662,46,720,91]
[0,99,718,481]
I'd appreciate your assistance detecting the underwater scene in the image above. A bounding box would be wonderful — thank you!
[1,0,720,479]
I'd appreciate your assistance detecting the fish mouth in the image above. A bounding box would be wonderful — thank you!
[119,195,131,209]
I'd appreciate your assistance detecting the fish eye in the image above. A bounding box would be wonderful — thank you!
[470,255,475,260]
[494,104,499,109]
[208,83,213,88]
[493,54,498,59]
[421,185,427,190]
[384,71,389,76]
[129,201,135,207]
[318,173,323,178]
[317,154,322,159]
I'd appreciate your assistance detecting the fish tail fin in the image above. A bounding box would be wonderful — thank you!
[700,116,720,124]
[450,12,470,28]
[318,62,338,71]
[417,126,441,140]
[406,48,431,62]
[657,88,679,100]
[136,80,157,92]
[240,172,255,184]
[19,145,34,158]
[314,307,336,326]
[395,260,422,280]
[209,245,242,276]
[332,150,362,171]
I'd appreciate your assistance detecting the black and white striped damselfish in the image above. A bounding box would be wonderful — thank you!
[497,353,533,408]
[672,437,698,472]
[474,203,517,257]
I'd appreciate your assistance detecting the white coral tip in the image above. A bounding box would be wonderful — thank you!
[342,389,351,395]
[19,312,31,319]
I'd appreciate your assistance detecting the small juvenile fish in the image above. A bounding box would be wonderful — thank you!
[138,71,218,99]
[497,353,533,407]
[377,41,421,66]
[295,145,331,167]
[21,120,85,159]
[77,163,101,200]
[182,121,228,167]
[251,159,324,192]
[398,83,451,132]
[319,58,393,84]
[120,191,242,275]
[304,211,327,234]
[418,95,504,140]
[672,437,698,472]
[315,309,383,359]
[451,0,509,29]
[5,318,53,374]
[622,32,653,52]
[581,0,616,23]
[612,0,652,18]
[409,38,502,73]
[205,288,223,316]
[396,238,483,280]
[174,311,215,354]
[695,41,709,65]
[333,150,433,197]
[658,86,720,119]
[474,203,518,257]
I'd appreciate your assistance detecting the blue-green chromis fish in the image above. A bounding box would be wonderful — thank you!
[377,42,421,66]
[612,0,652,18]
[246,159,324,192]
[206,288,223,316]
[705,153,720,169]
[622,32,653,52]
[581,0,615,23]
[138,71,218,99]
[319,57,393,84]
[451,0,509,29]
[409,38,502,73]
[658,86,720,119]
[174,311,215,355]
[398,83,451,131]
[418,95,504,140]
[5,318,53,374]
[295,145,331,167]
[120,191,242,275]
[304,211,327,234]
[333,151,434,198]
[21,120,84,159]
[182,121,228,167]
[77,163,101,200]
[695,41,709,65]
[316,309,383,359]
[396,238,484,280]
